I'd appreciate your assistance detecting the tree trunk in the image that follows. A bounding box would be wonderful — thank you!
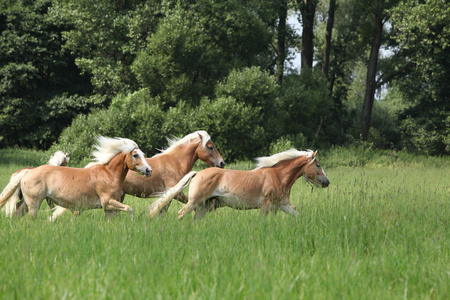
[321,0,336,78]
[275,1,288,85]
[361,0,384,140]
[298,0,317,71]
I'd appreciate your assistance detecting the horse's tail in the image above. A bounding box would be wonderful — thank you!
[0,169,30,214]
[148,171,197,218]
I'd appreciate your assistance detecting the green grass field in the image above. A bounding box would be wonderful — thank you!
[0,149,448,299]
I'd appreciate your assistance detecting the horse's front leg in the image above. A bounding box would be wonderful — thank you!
[102,198,134,218]
[260,198,272,216]
[279,203,299,217]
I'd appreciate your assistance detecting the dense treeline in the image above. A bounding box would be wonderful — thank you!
[0,0,448,161]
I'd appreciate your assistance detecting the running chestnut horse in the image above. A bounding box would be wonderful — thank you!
[50,130,225,220]
[0,136,152,218]
[0,151,70,216]
[148,149,329,219]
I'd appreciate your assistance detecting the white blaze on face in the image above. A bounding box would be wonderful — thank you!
[135,149,152,175]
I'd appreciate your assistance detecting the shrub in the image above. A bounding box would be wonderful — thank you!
[51,89,166,162]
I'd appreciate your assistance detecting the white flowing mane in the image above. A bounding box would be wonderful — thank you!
[47,151,69,166]
[255,149,314,168]
[157,130,211,155]
[91,136,138,164]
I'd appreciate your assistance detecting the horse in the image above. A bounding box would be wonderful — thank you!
[1,151,70,216]
[49,130,225,220]
[148,149,329,219]
[0,136,152,219]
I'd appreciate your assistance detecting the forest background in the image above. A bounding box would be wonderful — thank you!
[1,0,448,162]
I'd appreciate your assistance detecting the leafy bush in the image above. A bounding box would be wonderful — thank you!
[162,97,266,162]
[268,133,307,155]
[277,69,333,147]
[51,89,166,162]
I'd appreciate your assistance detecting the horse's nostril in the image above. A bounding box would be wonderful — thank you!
[220,161,226,168]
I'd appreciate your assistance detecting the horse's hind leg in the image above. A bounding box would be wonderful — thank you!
[178,201,198,220]
[14,202,28,218]
[194,199,218,220]
[159,200,172,217]
[25,197,43,219]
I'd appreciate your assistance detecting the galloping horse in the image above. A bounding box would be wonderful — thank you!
[50,130,225,220]
[0,136,152,218]
[0,151,70,216]
[148,149,329,219]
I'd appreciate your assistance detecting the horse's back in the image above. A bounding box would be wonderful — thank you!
[21,165,99,206]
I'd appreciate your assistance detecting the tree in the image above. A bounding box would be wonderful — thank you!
[390,0,450,154]
[360,0,385,140]
[275,1,288,84]
[297,0,318,71]
[49,0,162,99]
[0,0,92,149]
[132,1,271,107]
[321,0,336,78]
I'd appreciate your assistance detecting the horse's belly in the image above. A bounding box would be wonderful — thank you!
[216,193,263,210]
[47,188,100,209]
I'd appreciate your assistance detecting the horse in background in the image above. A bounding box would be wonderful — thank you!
[148,149,329,219]
[0,136,152,219]
[50,130,225,220]
[1,151,70,216]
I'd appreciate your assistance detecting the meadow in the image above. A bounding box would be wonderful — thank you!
[0,148,448,299]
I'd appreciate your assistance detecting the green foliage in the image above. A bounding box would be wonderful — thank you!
[132,1,271,107]
[215,66,279,113]
[0,0,93,149]
[268,133,307,155]
[390,0,450,155]
[52,89,166,162]
[277,69,334,147]
[163,97,266,161]
[49,0,162,97]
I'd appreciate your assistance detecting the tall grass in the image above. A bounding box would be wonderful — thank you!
[0,148,448,299]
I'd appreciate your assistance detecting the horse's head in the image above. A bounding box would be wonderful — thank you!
[303,151,330,188]
[196,132,226,168]
[62,152,70,166]
[126,148,152,177]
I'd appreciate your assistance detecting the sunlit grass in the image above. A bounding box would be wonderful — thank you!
[0,149,448,299]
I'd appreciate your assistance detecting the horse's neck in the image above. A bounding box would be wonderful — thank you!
[163,142,199,174]
[274,157,308,189]
[104,152,129,181]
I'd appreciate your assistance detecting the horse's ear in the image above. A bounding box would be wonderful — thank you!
[197,132,202,140]
[313,150,317,158]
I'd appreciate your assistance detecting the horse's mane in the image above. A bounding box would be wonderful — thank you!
[91,136,138,164]
[156,130,211,155]
[48,151,69,166]
[255,149,314,168]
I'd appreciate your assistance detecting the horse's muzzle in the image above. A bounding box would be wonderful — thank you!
[216,160,226,168]
[143,167,152,177]
[322,178,330,188]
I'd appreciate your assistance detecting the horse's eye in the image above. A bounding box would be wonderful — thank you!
[133,153,139,158]
[207,145,213,150]
[316,164,321,168]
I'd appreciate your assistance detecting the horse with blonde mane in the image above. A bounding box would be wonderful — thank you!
[0,151,70,216]
[0,136,152,218]
[148,149,329,219]
[50,130,225,220]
